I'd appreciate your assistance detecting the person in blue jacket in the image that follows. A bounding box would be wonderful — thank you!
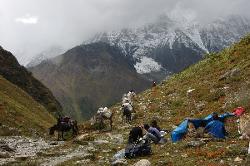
[143,124,167,144]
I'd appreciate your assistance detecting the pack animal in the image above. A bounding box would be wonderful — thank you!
[122,91,136,105]
[49,117,78,141]
[94,107,113,130]
[122,103,133,123]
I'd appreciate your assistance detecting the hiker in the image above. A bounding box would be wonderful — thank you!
[233,107,248,137]
[151,120,161,131]
[152,81,156,87]
[128,126,143,144]
[143,124,166,144]
[151,120,168,137]
[233,107,250,154]
[126,126,152,158]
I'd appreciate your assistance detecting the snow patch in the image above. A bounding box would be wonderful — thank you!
[134,57,162,74]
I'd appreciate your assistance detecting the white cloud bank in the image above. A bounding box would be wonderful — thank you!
[15,14,38,24]
[0,0,249,65]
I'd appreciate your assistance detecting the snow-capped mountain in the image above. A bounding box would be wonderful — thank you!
[85,15,250,81]
[26,46,65,67]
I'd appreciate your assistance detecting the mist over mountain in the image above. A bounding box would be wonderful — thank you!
[85,15,250,81]
[26,46,65,68]
[1,0,250,65]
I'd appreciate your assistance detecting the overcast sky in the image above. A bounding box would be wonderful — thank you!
[0,0,249,65]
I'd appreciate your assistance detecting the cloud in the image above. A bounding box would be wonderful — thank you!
[15,14,38,24]
[0,0,249,65]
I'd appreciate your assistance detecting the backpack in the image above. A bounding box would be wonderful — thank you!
[125,139,152,158]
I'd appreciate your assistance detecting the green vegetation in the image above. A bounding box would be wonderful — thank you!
[0,46,62,116]
[0,75,56,136]
[73,34,250,165]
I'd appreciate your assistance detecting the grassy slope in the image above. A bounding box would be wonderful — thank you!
[72,35,250,166]
[121,34,250,165]
[0,75,56,137]
[0,47,62,117]
[49,35,250,166]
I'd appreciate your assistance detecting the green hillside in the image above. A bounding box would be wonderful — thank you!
[0,75,56,136]
[0,46,62,117]
[134,34,250,125]
[71,34,250,165]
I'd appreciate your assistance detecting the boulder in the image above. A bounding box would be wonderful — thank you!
[0,143,14,152]
[0,151,10,158]
[111,158,128,166]
[108,134,124,144]
[234,157,243,162]
[133,159,151,166]
[76,159,90,164]
[219,68,240,80]
[186,140,206,148]
[93,139,109,145]
[49,141,58,145]
[248,142,250,154]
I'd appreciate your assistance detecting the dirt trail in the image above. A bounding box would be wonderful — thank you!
[40,145,90,166]
[0,136,62,165]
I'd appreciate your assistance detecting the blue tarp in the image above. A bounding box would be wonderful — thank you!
[171,112,235,142]
[171,120,189,142]
[204,120,226,139]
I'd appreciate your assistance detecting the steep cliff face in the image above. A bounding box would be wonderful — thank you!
[29,43,151,121]
[0,46,62,116]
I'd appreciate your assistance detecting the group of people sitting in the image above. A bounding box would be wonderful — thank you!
[128,120,166,145]
[124,120,166,158]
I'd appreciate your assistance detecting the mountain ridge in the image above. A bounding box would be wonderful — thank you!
[29,42,151,121]
[86,15,250,81]
[0,46,62,116]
